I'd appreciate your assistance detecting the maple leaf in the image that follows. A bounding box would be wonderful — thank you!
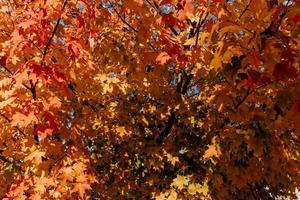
[171,175,189,190]
[11,112,38,128]
[210,55,222,70]
[24,148,46,165]
[203,137,221,161]
[1,0,300,199]
[188,183,208,195]
[77,14,85,28]
[59,166,75,182]
[156,52,171,65]
[5,182,29,199]
[115,126,130,136]
[34,125,53,140]
[33,175,54,194]
[18,19,36,29]
[272,61,297,80]
[0,97,15,109]
[72,178,91,199]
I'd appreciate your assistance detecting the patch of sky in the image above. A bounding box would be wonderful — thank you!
[58,19,72,28]
[59,19,65,25]
[179,147,187,154]
[53,37,65,45]
[102,0,113,12]
[130,91,136,97]
[186,84,199,97]
[239,30,244,36]
[202,42,209,48]
[108,72,115,78]
[78,4,84,12]
[259,65,265,73]
[152,31,158,41]
[283,0,292,6]
[160,4,175,14]
[69,110,75,119]
[66,121,72,129]
[170,75,178,86]
[209,15,218,23]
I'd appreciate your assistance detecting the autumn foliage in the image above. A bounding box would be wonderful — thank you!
[0,0,300,199]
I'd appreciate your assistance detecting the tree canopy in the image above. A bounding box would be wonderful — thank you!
[0,0,300,199]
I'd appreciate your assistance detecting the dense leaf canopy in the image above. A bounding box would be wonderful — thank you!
[0,0,300,199]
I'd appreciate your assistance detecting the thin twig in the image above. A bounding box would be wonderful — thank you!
[187,91,200,98]
[239,0,252,19]
[0,113,26,136]
[234,87,250,109]
[195,12,208,46]
[28,39,43,54]
[148,42,158,52]
[144,0,178,35]
[1,64,34,95]
[1,64,13,75]
[107,0,138,33]
[41,0,68,66]
[234,80,275,109]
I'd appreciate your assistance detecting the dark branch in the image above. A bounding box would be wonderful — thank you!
[234,81,275,109]
[156,110,176,144]
[41,0,68,66]
[239,0,252,19]
[0,113,26,136]
[195,12,208,46]
[108,0,138,33]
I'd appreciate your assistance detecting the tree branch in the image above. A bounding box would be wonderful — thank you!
[239,0,252,19]
[195,12,208,46]
[156,110,176,144]
[107,0,138,33]
[0,112,26,137]
[234,81,275,109]
[41,0,68,66]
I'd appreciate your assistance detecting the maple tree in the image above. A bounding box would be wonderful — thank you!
[0,0,300,199]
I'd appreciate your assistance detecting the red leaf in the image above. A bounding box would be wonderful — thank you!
[273,8,280,24]
[251,51,260,70]
[156,52,171,65]
[293,13,300,23]
[292,102,300,113]
[77,15,85,28]
[34,124,53,140]
[272,61,297,80]
[162,14,183,28]
[0,55,7,66]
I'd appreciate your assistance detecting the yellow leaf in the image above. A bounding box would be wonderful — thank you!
[188,183,202,195]
[210,55,222,70]
[149,105,156,113]
[0,97,15,109]
[72,182,91,199]
[171,175,189,190]
[116,126,129,136]
[184,37,195,46]
[142,116,149,126]
[24,148,45,165]
[167,190,178,200]
[188,182,209,196]
[203,137,221,161]
[218,8,226,19]
[218,25,243,37]
[11,55,20,65]
[164,151,179,166]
